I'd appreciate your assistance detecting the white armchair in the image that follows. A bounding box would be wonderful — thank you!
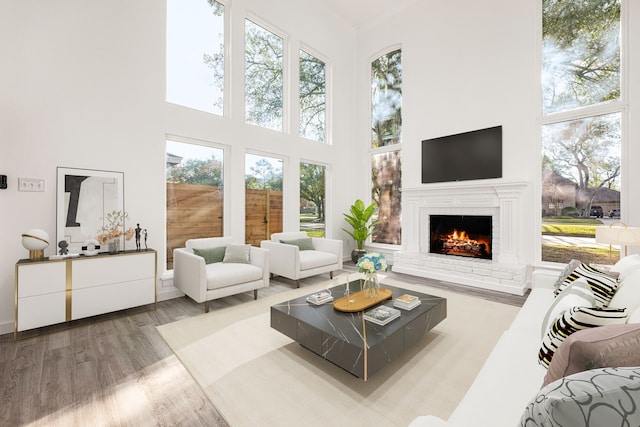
[173,237,269,312]
[260,232,343,288]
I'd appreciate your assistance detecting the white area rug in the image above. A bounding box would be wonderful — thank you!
[157,277,520,427]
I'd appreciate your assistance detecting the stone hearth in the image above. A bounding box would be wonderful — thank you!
[392,182,530,295]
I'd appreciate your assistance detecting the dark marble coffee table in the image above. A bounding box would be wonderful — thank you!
[270,280,447,380]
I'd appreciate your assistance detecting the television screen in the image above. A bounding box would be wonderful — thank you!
[421,125,502,184]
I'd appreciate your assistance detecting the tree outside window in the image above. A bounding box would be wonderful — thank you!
[372,151,401,245]
[245,19,284,131]
[299,50,326,142]
[371,48,402,245]
[371,49,402,148]
[300,162,325,237]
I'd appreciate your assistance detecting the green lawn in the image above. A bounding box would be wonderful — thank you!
[541,217,603,237]
[542,217,617,265]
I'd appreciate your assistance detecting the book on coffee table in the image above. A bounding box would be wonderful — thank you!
[306,290,333,305]
[364,305,401,326]
[393,294,421,310]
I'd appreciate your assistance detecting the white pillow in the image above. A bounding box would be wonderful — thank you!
[541,278,595,339]
[609,269,640,314]
[611,253,640,281]
[223,244,251,263]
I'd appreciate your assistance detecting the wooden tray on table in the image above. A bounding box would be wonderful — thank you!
[333,288,392,312]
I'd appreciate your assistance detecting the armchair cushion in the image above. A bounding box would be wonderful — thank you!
[280,237,314,251]
[193,246,226,264]
[299,250,338,270]
[223,244,251,264]
[206,262,263,290]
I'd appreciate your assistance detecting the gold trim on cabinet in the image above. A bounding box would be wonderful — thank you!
[66,260,72,321]
[14,264,19,341]
[14,249,158,340]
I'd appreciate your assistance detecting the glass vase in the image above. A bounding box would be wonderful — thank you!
[107,238,120,254]
[363,272,380,298]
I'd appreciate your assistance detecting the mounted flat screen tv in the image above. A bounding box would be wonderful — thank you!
[421,125,502,184]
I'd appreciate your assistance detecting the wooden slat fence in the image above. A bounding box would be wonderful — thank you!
[166,184,282,268]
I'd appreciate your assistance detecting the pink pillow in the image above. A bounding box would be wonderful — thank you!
[542,323,640,387]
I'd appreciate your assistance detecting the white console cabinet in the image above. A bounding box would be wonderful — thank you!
[15,250,157,338]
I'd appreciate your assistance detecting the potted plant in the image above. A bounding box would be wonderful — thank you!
[342,199,378,263]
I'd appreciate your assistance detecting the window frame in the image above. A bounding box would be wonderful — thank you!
[165,0,227,116]
[165,134,230,271]
[368,45,403,251]
[243,14,290,133]
[298,44,331,144]
[536,0,629,266]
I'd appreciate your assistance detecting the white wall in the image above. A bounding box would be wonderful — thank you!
[0,0,359,334]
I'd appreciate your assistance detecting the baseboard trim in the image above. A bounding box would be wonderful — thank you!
[158,287,184,302]
[0,320,14,336]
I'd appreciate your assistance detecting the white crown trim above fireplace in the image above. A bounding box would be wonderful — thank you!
[392,182,531,295]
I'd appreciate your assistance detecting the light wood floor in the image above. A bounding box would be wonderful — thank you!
[0,264,527,426]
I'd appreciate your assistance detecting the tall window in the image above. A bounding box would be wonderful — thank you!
[166,0,225,115]
[541,0,622,264]
[371,49,402,245]
[300,162,326,237]
[166,139,224,269]
[245,19,284,131]
[299,50,326,142]
[245,154,283,245]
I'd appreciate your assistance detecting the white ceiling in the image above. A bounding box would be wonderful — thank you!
[318,0,419,30]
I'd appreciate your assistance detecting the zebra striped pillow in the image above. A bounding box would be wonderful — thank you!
[538,306,628,368]
[555,262,620,307]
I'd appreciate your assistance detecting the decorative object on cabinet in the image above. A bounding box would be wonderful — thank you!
[96,210,134,253]
[21,228,49,260]
[81,238,100,256]
[58,240,69,255]
[15,249,157,340]
[56,167,125,254]
[0,174,7,189]
[135,223,149,251]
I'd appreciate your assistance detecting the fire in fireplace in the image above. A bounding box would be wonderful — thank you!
[429,215,492,260]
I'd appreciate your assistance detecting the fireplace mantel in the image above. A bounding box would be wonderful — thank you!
[393,182,530,295]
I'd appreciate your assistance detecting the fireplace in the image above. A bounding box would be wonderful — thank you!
[392,183,530,295]
[430,215,492,259]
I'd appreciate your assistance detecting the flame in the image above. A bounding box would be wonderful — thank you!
[449,229,469,241]
[442,228,491,254]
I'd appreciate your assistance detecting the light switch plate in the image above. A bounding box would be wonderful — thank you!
[18,177,45,192]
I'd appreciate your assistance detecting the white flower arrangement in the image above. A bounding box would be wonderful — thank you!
[356,252,387,274]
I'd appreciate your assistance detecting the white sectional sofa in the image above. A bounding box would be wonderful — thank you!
[410,254,640,427]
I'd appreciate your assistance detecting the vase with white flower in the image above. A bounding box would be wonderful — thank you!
[97,210,135,253]
[356,252,387,298]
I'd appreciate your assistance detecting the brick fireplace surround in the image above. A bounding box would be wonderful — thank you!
[392,182,531,295]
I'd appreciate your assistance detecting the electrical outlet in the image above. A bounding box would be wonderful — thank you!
[18,177,45,192]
